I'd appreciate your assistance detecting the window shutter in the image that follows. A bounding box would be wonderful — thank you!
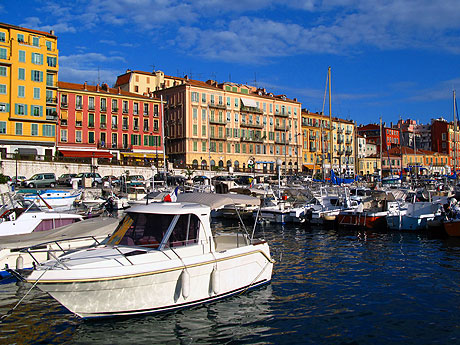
[15,104,18,115]
[40,106,43,116]
[131,134,134,145]
[6,103,9,112]
[39,71,43,82]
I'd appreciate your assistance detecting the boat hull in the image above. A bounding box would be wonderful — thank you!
[337,213,387,230]
[443,220,460,237]
[31,243,273,318]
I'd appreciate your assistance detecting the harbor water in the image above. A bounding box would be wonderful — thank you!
[0,221,460,344]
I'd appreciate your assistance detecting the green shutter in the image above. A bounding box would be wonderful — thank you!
[131,134,134,145]
[40,106,43,116]
[24,104,27,115]
[148,135,153,146]
[15,104,18,115]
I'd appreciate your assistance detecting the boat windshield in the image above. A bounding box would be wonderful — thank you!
[107,212,200,249]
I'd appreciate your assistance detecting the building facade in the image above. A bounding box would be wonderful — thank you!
[301,110,331,175]
[332,118,355,175]
[116,71,302,173]
[0,23,59,157]
[57,81,164,164]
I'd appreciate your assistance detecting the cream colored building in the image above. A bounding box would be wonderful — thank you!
[331,118,355,175]
[116,71,302,173]
[301,110,331,175]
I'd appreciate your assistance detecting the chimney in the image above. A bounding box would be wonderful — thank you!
[96,84,100,92]
[83,82,87,90]
[50,30,55,35]
[118,87,121,95]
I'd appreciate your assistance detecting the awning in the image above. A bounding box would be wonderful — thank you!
[241,98,258,108]
[177,192,261,210]
[255,161,274,164]
[120,152,166,159]
[59,150,113,159]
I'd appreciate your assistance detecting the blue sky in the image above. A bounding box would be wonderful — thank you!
[2,0,460,125]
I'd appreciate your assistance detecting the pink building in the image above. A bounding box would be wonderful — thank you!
[57,81,164,164]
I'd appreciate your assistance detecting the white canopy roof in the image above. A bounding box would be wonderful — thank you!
[177,193,261,210]
[241,98,258,108]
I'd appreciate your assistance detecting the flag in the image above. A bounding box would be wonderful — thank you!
[163,186,179,202]
[249,178,255,188]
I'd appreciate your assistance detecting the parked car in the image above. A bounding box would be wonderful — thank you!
[71,172,103,187]
[102,175,120,186]
[22,173,56,188]
[125,175,145,187]
[192,175,210,184]
[57,173,77,186]
[9,175,26,186]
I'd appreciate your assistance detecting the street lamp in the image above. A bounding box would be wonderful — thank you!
[15,149,18,188]
[276,158,282,199]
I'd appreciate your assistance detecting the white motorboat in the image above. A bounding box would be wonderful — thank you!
[21,193,273,318]
[386,201,444,231]
[0,216,118,279]
[21,189,82,208]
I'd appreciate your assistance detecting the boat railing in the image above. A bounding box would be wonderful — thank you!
[19,234,109,269]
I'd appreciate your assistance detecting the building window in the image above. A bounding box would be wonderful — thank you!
[193,124,197,136]
[88,132,95,143]
[202,124,206,136]
[0,66,6,77]
[154,120,159,131]
[61,94,68,107]
[143,103,149,115]
[0,48,7,60]
[143,119,149,131]
[18,68,25,80]
[18,50,25,62]
[88,97,95,110]
[112,133,117,148]
[76,95,82,109]
[0,84,7,95]
[15,104,26,115]
[0,32,5,42]
[46,41,52,51]
[112,116,118,129]
[33,87,40,99]
[154,104,159,117]
[193,108,197,119]
[32,36,39,46]
[0,103,8,112]
[193,141,197,151]
[202,93,206,103]
[133,102,139,115]
[88,113,95,127]
[15,123,22,135]
[31,70,43,82]
[31,105,42,116]
[191,92,199,102]
[101,98,107,111]
[122,117,129,130]
[122,100,128,113]
[60,129,67,141]
[76,130,82,143]
[0,121,6,134]
[31,123,38,136]
[112,99,118,111]
[31,53,43,65]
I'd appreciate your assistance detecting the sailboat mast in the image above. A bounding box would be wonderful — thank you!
[379,117,383,180]
[328,67,333,177]
[454,90,457,179]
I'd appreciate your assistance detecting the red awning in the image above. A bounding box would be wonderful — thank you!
[59,150,113,159]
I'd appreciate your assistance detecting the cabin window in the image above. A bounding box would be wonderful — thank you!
[109,213,200,249]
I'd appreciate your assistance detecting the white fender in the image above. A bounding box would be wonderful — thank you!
[16,255,23,270]
[181,270,190,299]
[211,266,220,294]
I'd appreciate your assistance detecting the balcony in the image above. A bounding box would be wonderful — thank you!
[100,106,107,112]
[60,119,68,126]
[209,118,227,125]
[133,126,139,131]
[241,121,264,129]
[274,124,288,131]
[310,146,317,152]
[122,125,129,130]
[60,102,68,108]
[346,129,352,135]
[275,138,286,144]
[240,136,265,143]
[100,123,107,129]
[112,124,118,130]
[88,123,95,129]
[346,148,353,155]
[75,121,82,127]
[112,107,119,113]
[240,105,263,114]
[274,110,288,118]
[97,141,106,149]
[210,135,226,141]
[46,114,58,121]
[337,128,344,134]
[208,102,226,110]
[46,97,57,104]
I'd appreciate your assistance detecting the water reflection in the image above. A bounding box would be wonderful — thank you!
[1,222,460,344]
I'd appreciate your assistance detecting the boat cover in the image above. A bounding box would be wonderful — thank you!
[0,217,119,249]
[177,193,261,210]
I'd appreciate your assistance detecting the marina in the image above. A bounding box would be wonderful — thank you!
[0,219,459,344]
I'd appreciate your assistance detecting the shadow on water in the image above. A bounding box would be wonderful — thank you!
[1,220,460,344]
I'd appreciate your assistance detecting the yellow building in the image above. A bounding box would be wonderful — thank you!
[301,110,331,175]
[0,23,58,157]
[357,155,381,176]
[116,71,302,173]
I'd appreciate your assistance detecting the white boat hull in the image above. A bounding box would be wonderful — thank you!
[31,243,273,318]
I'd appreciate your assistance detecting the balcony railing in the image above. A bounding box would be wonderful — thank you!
[46,97,57,104]
[112,124,118,129]
[208,102,226,110]
[112,107,119,113]
[241,122,264,129]
[60,102,68,108]
[100,123,107,129]
[100,106,107,112]
[274,111,288,117]
[275,138,286,144]
[240,136,265,143]
[209,118,226,125]
[274,124,288,131]
[240,105,263,114]
[210,134,226,141]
